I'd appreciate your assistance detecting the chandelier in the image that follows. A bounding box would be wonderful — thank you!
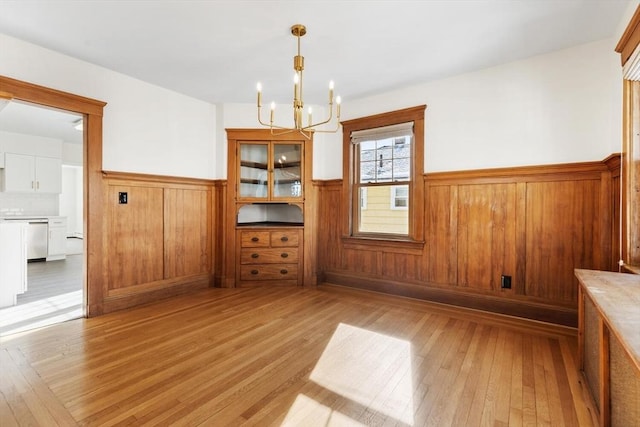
[256,24,341,139]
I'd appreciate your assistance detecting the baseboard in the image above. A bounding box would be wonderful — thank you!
[322,270,577,327]
[102,277,210,314]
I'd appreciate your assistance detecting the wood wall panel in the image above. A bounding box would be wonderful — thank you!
[106,184,164,290]
[102,172,218,313]
[164,188,212,278]
[381,252,422,281]
[343,248,378,275]
[524,179,600,303]
[316,182,343,272]
[425,185,457,285]
[318,156,620,326]
[457,183,517,292]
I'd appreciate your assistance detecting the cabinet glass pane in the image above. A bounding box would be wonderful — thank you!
[239,144,268,198]
[273,144,302,198]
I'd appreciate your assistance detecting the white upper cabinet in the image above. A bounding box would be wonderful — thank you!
[1,153,62,193]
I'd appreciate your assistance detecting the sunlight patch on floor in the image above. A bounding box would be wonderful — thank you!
[0,290,82,337]
[307,323,414,425]
[281,394,366,427]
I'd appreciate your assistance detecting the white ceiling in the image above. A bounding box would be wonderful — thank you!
[0,0,633,144]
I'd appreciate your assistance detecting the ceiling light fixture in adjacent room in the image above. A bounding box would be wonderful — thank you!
[73,119,83,131]
[256,24,341,139]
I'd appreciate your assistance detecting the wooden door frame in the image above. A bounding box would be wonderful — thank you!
[0,76,107,316]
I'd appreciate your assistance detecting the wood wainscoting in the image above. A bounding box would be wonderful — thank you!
[317,155,621,327]
[100,171,223,314]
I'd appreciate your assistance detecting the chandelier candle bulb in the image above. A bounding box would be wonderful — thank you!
[270,102,275,123]
[329,81,334,103]
[256,83,262,107]
[336,96,342,117]
[294,73,300,101]
[308,107,312,127]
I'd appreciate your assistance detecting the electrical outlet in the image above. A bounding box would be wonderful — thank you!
[119,192,128,204]
[501,275,512,289]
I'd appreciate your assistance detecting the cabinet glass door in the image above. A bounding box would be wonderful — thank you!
[239,143,269,199]
[273,143,302,199]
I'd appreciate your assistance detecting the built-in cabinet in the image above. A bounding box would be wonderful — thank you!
[575,269,640,427]
[224,129,316,288]
[238,141,304,201]
[0,222,27,308]
[1,153,62,193]
[237,228,302,286]
[47,216,67,261]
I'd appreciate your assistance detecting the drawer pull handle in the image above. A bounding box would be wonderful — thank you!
[281,253,288,258]
[251,237,259,242]
[280,269,288,275]
[251,269,259,275]
[280,236,289,242]
[251,253,259,259]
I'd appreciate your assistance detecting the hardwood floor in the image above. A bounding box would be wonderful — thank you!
[0,285,597,426]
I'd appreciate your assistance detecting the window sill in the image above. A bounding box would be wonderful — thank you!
[341,235,425,255]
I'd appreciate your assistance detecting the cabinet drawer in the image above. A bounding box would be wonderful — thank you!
[270,231,299,247]
[240,264,298,281]
[240,248,299,264]
[240,231,270,247]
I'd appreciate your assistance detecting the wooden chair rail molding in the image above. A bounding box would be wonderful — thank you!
[316,155,621,326]
[102,170,219,187]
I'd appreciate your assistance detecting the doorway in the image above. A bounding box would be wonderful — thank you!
[0,100,84,336]
[0,75,106,335]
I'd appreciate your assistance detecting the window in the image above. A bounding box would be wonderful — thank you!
[342,106,425,242]
[391,185,409,210]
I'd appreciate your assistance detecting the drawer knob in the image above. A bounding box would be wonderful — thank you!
[280,236,289,242]
[281,253,288,258]
[251,269,259,275]
[251,237,259,242]
[280,269,288,275]
[251,253,259,259]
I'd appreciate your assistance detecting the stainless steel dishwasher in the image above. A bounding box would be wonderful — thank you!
[4,218,48,261]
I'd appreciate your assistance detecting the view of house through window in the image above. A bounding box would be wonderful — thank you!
[353,124,413,235]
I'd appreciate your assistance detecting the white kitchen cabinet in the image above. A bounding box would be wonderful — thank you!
[47,216,67,261]
[0,222,28,308]
[1,153,62,193]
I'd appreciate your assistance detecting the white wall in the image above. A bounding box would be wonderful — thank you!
[0,32,625,181]
[60,165,83,237]
[0,34,218,179]
[317,38,622,178]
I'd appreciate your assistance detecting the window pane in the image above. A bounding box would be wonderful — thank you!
[392,185,409,210]
[239,143,268,198]
[273,144,302,198]
[358,184,409,235]
[357,135,411,184]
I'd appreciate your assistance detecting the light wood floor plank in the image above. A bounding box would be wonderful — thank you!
[0,285,596,426]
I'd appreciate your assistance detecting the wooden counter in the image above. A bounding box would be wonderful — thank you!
[575,269,640,427]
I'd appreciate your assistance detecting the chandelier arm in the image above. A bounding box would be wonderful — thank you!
[268,127,312,140]
[302,101,338,130]
[257,105,271,127]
